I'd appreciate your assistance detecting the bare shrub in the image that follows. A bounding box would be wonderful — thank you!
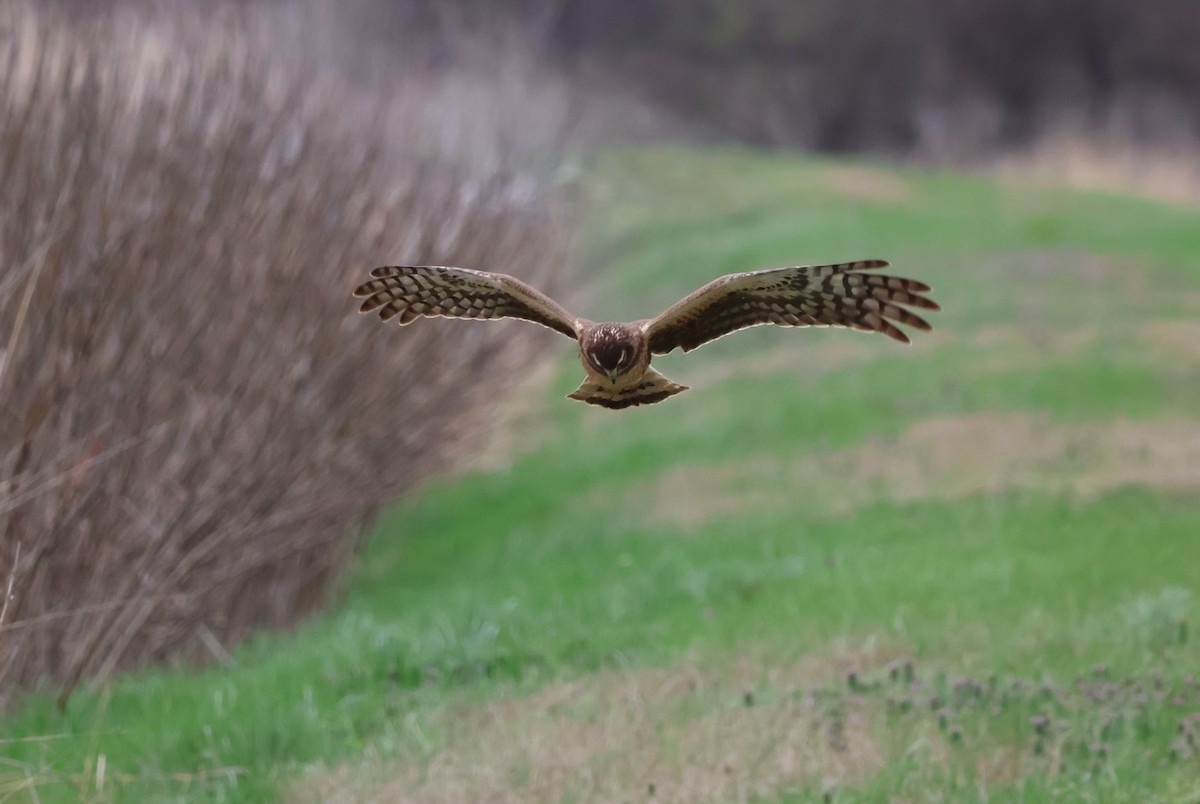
[0,0,574,706]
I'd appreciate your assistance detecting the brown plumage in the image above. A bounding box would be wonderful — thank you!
[353,260,939,409]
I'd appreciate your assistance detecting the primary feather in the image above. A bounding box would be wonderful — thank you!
[643,260,939,353]
[353,265,581,339]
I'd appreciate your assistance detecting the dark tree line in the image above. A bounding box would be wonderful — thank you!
[542,0,1200,153]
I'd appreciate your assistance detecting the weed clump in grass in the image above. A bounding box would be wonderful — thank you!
[863,659,1200,778]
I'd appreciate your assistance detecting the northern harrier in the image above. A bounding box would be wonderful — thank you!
[353,261,939,409]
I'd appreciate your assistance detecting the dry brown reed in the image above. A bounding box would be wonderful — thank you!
[0,0,575,707]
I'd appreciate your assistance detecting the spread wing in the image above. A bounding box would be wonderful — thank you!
[353,265,582,339]
[643,260,939,354]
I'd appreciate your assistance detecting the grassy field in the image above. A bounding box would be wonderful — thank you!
[4,147,1200,802]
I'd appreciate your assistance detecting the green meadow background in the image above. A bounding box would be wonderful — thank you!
[4,147,1200,802]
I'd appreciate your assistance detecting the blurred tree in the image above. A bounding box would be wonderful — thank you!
[542,0,1200,153]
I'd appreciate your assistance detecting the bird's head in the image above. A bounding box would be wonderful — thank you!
[583,323,639,382]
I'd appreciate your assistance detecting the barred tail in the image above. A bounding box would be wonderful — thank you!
[568,368,688,410]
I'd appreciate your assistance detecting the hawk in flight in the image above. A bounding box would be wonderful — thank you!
[354,260,939,409]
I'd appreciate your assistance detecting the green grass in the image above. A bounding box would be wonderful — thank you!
[4,147,1200,802]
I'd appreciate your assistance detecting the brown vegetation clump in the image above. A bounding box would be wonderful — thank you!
[0,1,574,706]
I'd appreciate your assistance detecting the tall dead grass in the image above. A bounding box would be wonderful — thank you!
[0,1,574,706]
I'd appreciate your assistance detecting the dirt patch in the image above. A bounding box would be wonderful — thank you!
[622,462,772,532]
[293,642,906,804]
[642,412,1200,530]
[1135,320,1200,363]
[858,414,1200,502]
[818,164,912,204]
[962,323,1102,374]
